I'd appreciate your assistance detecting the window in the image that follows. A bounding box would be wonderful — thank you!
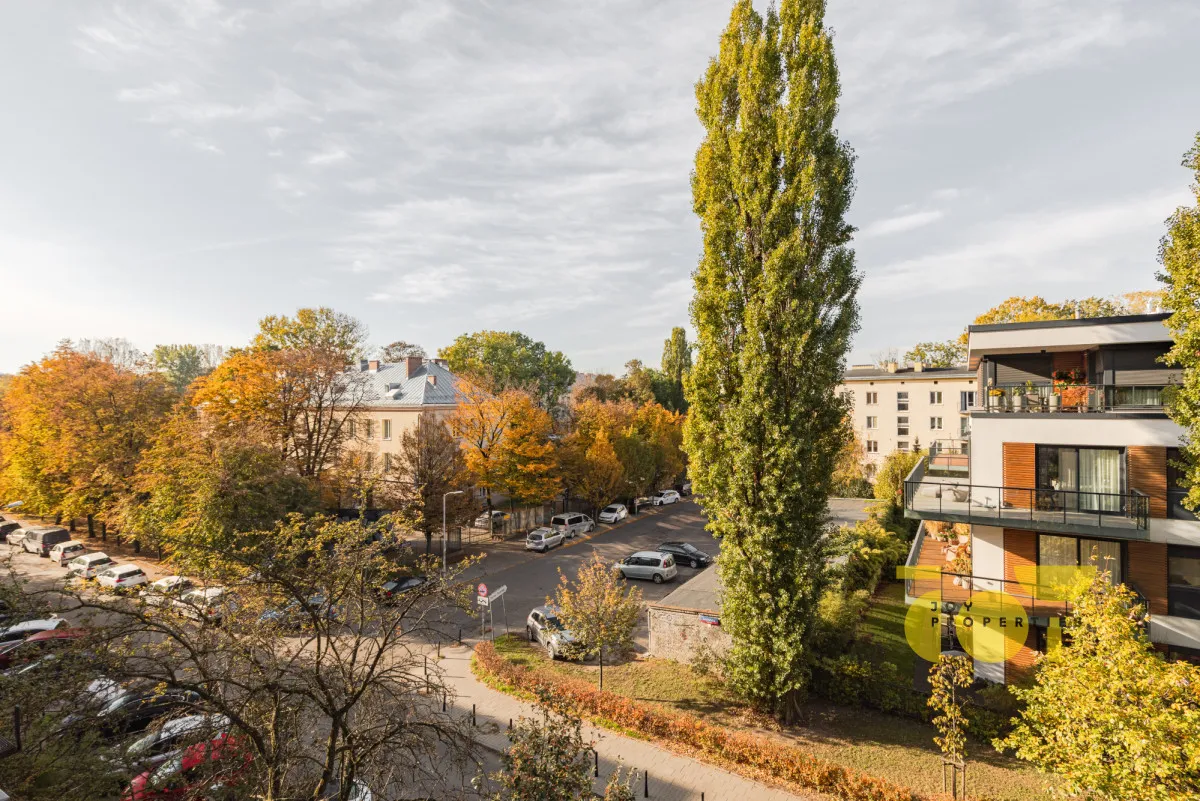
[1168,546,1200,619]
[866,416,877,429]
[930,417,943,430]
[382,419,392,440]
[1038,534,1123,586]
[365,453,375,470]
[366,420,375,439]
[383,453,392,471]
[348,421,357,438]
[1168,448,1196,520]
[866,440,878,453]
[896,391,909,411]
[897,441,909,452]
[897,416,909,436]
[1036,446,1125,513]
[960,390,976,411]
[865,392,878,405]
[960,417,970,437]
[930,391,942,405]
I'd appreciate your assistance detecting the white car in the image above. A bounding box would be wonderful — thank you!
[140,576,195,606]
[614,551,678,584]
[549,513,594,538]
[48,540,87,567]
[651,490,681,506]
[174,587,232,623]
[525,527,565,553]
[526,605,577,659]
[5,528,27,547]
[68,552,115,580]
[96,564,149,591]
[598,504,628,524]
[119,713,230,772]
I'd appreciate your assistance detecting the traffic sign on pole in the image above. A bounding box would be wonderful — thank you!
[477,583,488,598]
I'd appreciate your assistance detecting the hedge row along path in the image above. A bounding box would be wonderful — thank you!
[467,641,949,801]
[439,641,824,800]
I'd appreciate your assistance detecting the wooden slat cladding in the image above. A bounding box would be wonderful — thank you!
[1003,443,1036,508]
[1052,351,1086,380]
[1127,541,1168,615]
[1003,530,1040,682]
[1128,446,1168,519]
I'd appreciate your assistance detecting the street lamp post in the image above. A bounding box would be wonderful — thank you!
[442,490,465,573]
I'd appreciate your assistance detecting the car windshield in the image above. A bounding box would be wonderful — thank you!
[528,534,542,541]
[603,506,619,513]
[126,730,159,757]
[150,753,185,786]
[681,544,700,554]
[544,616,564,631]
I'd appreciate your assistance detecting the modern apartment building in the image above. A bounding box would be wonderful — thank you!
[840,363,977,474]
[901,313,1200,683]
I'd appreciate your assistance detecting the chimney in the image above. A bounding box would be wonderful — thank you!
[368,359,380,372]
[913,361,924,373]
[886,361,898,374]
[404,355,423,378]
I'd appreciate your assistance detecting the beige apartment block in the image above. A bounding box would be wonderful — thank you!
[839,363,977,474]
[345,356,459,473]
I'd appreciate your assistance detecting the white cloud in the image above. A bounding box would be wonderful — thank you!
[861,210,945,238]
[117,81,182,102]
[307,146,350,166]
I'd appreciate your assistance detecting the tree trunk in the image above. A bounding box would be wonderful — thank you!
[87,515,95,539]
[100,520,107,542]
[598,645,604,691]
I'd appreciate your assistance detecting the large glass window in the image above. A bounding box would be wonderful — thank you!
[1168,546,1200,620]
[1037,446,1125,514]
[1038,534,1123,586]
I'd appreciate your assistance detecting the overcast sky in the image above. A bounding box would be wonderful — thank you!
[2,0,1198,374]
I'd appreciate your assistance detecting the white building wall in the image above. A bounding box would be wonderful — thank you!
[840,375,976,471]
[971,525,1005,593]
[968,319,1170,357]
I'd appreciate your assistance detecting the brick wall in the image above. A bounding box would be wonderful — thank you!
[648,607,732,665]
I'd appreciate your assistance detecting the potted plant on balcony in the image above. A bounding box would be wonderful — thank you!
[1053,368,1088,411]
[987,387,1003,411]
[949,543,971,588]
[953,523,970,545]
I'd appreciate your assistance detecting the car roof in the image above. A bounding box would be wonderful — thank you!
[530,604,559,616]
[76,552,110,561]
[54,540,85,548]
[3,618,60,634]
[107,564,143,573]
[630,550,668,558]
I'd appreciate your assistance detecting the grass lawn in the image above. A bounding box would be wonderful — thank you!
[492,634,1052,800]
[853,580,916,676]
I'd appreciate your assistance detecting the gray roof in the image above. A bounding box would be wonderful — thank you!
[842,365,975,380]
[652,566,721,614]
[968,312,1171,333]
[358,360,460,408]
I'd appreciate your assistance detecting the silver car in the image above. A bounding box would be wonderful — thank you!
[526,605,576,659]
[550,513,594,538]
[615,551,678,584]
[525,527,564,552]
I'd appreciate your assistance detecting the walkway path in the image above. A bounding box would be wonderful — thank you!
[438,643,826,801]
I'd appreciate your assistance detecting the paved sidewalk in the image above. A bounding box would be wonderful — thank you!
[438,644,825,801]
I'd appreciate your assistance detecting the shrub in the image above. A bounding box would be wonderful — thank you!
[475,642,925,801]
[828,518,909,595]
[811,588,870,658]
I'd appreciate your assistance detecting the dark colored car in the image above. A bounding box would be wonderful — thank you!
[656,542,713,569]
[66,686,203,741]
[258,595,338,629]
[0,521,21,540]
[379,576,427,602]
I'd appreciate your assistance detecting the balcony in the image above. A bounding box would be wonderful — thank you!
[975,384,1167,414]
[901,522,1070,617]
[903,457,1150,537]
[928,439,969,478]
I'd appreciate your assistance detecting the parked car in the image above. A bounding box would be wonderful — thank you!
[679,481,693,497]
[656,542,713,569]
[525,527,564,553]
[68,552,115,579]
[650,490,681,506]
[379,575,427,602]
[118,713,231,774]
[23,526,71,557]
[124,732,249,800]
[598,504,628,524]
[5,527,28,547]
[82,687,203,741]
[97,564,150,591]
[550,513,594,538]
[614,551,678,584]
[474,510,509,529]
[258,595,336,629]
[526,605,576,659]
[0,616,65,647]
[141,576,195,607]
[173,587,233,624]
[0,521,21,541]
[0,627,86,670]
[49,540,87,566]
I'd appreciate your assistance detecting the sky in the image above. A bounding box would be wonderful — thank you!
[1,0,1198,374]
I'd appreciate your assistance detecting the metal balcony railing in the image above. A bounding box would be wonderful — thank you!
[903,458,1149,534]
[975,384,1168,414]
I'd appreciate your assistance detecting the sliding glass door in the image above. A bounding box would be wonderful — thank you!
[1037,446,1125,514]
[1038,534,1123,586]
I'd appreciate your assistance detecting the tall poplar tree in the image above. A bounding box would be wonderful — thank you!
[1161,133,1200,508]
[686,0,859,721]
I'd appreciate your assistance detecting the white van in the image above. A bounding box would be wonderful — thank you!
[550,513,594,539]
